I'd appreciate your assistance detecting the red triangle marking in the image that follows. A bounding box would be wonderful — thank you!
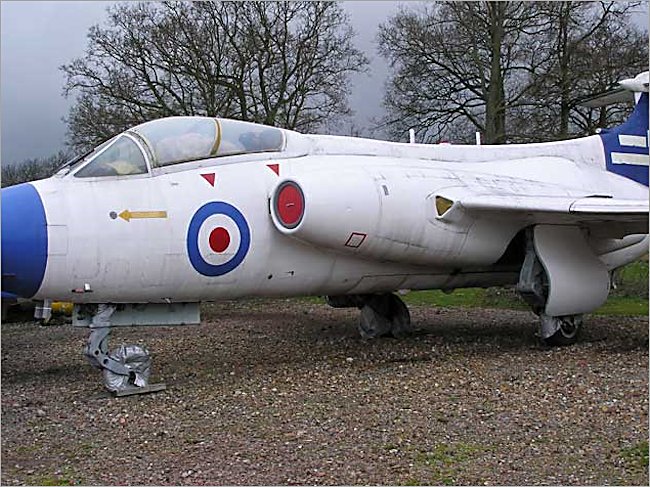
[201,173,216,186]
[267,163,280,176]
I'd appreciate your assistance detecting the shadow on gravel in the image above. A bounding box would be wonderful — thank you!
[3,305,646,386]
[166,306,647,377]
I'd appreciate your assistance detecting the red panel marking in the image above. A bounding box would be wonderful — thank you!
[344,232,367,248]
[201,173,216,186]
[276,183,304,227]
[209,227,230,253]
[267,164,280,176]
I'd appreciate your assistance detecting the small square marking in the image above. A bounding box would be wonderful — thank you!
[345,232,367,248]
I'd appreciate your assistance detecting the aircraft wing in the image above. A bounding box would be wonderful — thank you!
[447,194,648,236]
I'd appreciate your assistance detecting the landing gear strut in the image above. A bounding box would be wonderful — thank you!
[81,304,166,395]
[327,293,413,338]
[517,229,582,346]
[74,302,199,394]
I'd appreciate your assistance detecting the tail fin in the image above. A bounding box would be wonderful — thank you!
[596,71,649,186]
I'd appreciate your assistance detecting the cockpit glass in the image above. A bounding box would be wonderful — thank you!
[127,116,284,167]
[74,135,148,178]
[131,117,219,167]
[217,119,284,156]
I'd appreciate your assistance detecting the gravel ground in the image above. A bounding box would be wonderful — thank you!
[1,299,648,485]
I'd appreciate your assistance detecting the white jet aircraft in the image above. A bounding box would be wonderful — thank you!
[2,72,648,394]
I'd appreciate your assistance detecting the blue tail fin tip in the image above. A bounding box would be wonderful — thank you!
[600,91,649,186]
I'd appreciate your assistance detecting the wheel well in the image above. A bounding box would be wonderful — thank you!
[493,228,527,270]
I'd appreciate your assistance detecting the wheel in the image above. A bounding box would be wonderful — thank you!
[358,293,412,339]
[386,294,412,338]
[358,303,392,338]
[543,315,582,346]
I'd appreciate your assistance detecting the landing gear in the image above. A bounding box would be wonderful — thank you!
[540,313,582,346]
[327,293,413,339]
[517,227,586,347]
[359,293,412,338]
[81,304,165,396]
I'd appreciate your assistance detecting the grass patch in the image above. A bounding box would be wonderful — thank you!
[13,444,40,454]
[32,476,74,486]
[620,441,649,473]
[402,287,647,316]
[415,442,481,465]
[403,479,425,486]
[612,261,648,298]
[401,287,527,310]
[594,296,649,316]
[411,442,483,485]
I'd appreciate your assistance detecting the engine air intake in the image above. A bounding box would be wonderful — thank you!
[273,181,305,229]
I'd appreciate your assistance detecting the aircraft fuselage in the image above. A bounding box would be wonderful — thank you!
[18,148,646,304]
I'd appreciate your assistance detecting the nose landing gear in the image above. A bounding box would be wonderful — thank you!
[83,304,165,396]
[75,302,200,395]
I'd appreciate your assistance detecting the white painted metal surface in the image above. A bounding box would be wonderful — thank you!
[4,72,648,318]
[533,225,610,316]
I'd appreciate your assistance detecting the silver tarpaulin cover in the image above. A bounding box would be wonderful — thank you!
[102,344,151,392]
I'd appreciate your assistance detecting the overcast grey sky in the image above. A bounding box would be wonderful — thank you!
[0,1,402,165]
[1,1,647,165]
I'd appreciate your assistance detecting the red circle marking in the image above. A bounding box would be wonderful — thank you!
[276,183,304,227]
[209,227,231,253]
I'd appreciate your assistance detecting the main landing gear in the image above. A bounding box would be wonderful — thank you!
[516,229,583,346]
[539,314,583,346]
[327,293,413,338]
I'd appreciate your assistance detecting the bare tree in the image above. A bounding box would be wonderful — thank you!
[378,1,549,144]
[1,151,70,187]
[510,1,647,141]
[378,1,647,144]
[62,1,367,152]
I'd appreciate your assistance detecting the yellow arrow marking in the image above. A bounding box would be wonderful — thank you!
[119,210,167,222]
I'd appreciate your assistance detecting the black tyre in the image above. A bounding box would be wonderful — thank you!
[358,293,412,339]
[543,315,582,346]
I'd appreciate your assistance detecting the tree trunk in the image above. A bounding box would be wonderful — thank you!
[557,3,571,138]
[485,2,507,144]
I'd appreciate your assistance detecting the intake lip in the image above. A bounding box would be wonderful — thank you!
[272,180,305,230]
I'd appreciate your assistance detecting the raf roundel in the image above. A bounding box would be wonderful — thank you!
[186,202,251,276]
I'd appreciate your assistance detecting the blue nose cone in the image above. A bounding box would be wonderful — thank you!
[1,183,48,298]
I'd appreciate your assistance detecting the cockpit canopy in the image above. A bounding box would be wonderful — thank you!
[73,117,285,178]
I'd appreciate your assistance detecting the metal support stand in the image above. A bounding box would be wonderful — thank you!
[327,293,413,339]
[34,299,53,324]
[359,293,412,339]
